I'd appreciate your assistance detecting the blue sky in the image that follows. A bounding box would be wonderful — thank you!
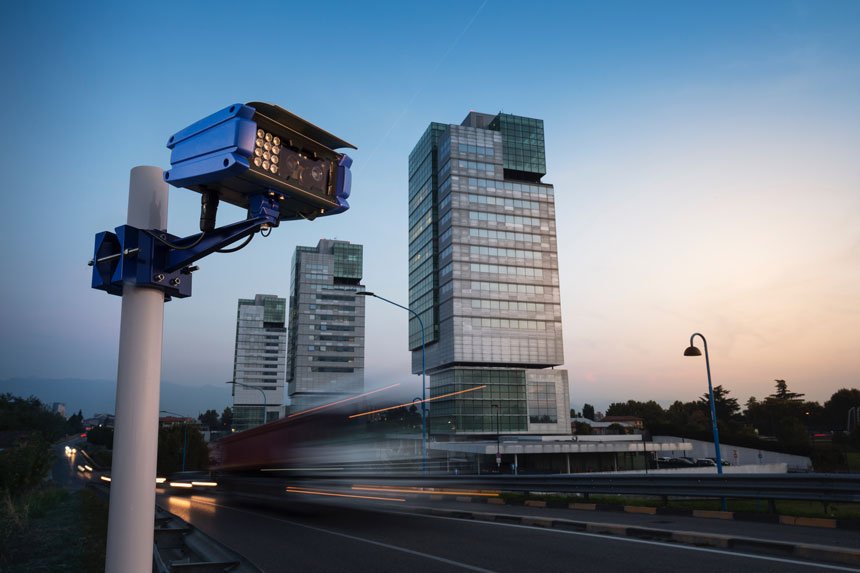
[1,0,858,412]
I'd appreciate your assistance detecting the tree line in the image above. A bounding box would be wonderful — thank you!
[575,382,860,466]
[196,407,233,431]
[0,394,85,493]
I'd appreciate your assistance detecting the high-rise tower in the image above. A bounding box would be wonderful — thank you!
[287,239,365,411]
[231,294,287,431]
[408,112,569,436]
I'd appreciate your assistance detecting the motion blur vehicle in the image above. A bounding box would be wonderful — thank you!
[210,388,423,492]
[164,471,218,493]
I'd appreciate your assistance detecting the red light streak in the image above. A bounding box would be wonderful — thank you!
[287,383,401,418]
[348,385,488,419]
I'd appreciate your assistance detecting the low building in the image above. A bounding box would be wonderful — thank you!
[431,434,692,474]
[572,417,642,435]
[158,415,198,430]
[83,413,115,429]
[601,416,644,430]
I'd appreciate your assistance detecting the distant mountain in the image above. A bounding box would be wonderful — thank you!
[0,377,232,418]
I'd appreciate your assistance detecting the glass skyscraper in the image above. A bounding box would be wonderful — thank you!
[287,239,365,412]
[231,294,287,431]
[408,111,570,436]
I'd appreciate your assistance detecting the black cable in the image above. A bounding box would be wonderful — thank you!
[145,230,206,251]
[260,227,272,237]
[216,232,254,253]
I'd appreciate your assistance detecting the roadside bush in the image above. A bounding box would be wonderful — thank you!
[0,437,52,493]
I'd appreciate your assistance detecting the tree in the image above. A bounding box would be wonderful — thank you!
[697,385,740,421]
[582,404,595,421]
[66,410,84,434]
[572,421,592,435]
[198,409,220,430]
[0,393,67,441]
[606,423,628,435]
[156,425,209,474]
[770,380,805,402]
[220,407,233,430]
[774,417,811,453]
[823,388,860,431]
[605,400,666,430]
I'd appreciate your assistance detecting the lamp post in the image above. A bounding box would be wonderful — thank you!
[684,332,727,501]
[226,380,268,428]
[357,291,427,473]
[160,410,189,472]
[492,404,501,469]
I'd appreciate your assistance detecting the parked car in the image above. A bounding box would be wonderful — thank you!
[695,458,716,467]
[657,457,696,469]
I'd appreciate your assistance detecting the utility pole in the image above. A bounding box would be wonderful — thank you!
[105,167,167,573]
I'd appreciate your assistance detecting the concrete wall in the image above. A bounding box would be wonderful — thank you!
[653,436,812,471]
[590,463,789,475]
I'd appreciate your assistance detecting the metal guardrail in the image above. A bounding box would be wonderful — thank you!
[280,472,860,504]
[457,473,860,503]
[153,504,261,573]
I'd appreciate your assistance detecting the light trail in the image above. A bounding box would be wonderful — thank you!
[351,485,499,497]
[261,467,345,472]
[286,486,405,503]
[287,383,401,418]
[348,385,487,419]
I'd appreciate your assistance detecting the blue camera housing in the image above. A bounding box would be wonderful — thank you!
[164,103,354,221]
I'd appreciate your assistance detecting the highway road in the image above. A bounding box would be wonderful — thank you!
[156,489,860,573]
[51,439,91,490]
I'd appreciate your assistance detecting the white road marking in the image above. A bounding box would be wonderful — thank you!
[398,510,860,572]
[188,497,498,573]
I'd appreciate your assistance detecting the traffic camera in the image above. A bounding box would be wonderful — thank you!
[164,102,355,222]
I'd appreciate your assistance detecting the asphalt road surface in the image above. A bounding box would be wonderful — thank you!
[51,439,91,490]
[157,490,860,573]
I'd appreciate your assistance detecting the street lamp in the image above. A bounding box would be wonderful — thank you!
[492,404,501,469]
[357,291,427,473]
[226,380,268,428]
[160,410,189,472]
[683,333,724,477]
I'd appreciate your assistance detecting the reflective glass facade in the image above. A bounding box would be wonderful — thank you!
[287,239,365,412]
[231,294,286,431]
[428,368,527,433]
[409,111,570,436]
[407,123,447,350]
[488,113,546,180]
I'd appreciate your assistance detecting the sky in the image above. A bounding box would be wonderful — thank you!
[1,0,858,414]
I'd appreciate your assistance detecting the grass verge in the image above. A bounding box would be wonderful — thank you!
[0,487,107,571]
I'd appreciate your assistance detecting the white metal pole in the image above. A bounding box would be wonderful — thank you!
[105,166,168,573]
